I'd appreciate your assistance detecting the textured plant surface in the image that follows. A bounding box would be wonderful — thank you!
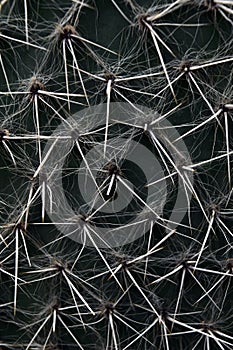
[0,0,233,349]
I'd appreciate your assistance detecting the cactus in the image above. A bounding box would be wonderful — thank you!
[0,0,233,349]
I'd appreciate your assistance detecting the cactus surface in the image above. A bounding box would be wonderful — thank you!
[0,0,233,349]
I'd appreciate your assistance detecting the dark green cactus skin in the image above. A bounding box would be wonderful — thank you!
[0,1,233,349]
